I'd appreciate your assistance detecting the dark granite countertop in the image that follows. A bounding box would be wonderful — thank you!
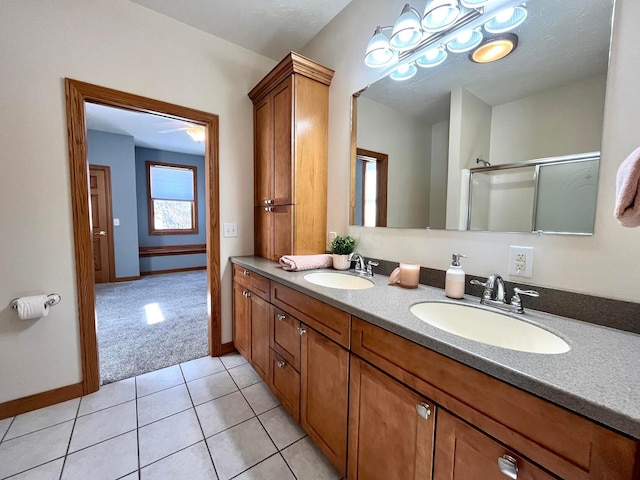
[231,256,640,439]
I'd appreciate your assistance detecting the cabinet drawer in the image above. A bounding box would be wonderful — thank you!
[270,307,301,372]
[434,410,557,480]
[233,264,270,301]
[351,317,637,480]
[269,348,300,422]
[271,281,350,348]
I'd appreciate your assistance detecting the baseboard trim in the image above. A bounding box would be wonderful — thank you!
[0,382,84,420]
[114,275,141,282]
[139,244,207,257]
[221,342,236,355]
[140,266,206,276]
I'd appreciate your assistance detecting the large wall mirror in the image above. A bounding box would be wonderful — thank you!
[350,0,613,234]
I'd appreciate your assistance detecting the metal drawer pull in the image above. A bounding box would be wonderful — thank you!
[265,207,274,212]
[264,199,274,205]
[277,313,286,321]
[415,402,431,419]
[243,270,250,276]
[242,290,251,298]
[277,360,286,369]
[297,327,307,336]
[498,455,518,479]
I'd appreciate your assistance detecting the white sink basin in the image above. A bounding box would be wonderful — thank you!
[410,302,570,354]
[304,272,374,290]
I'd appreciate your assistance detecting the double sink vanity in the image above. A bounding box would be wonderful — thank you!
[231,255,640,480]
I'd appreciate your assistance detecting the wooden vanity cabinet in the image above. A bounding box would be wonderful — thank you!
[348,356,436,480]
[248,52,334,261]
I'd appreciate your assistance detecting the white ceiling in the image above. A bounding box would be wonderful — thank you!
[129,0,353,61]
[85,103,206,155]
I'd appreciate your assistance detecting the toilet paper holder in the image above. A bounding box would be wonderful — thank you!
[10,293,61,309]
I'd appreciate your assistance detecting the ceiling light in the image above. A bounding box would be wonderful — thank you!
[390,4,423,51]
[416,47,448,68]
[365,26,394,67]
[422,0,461,32]
[390,62,417,81]
[470,34,518,63]
[447,28,483,53]
[484,4,527,33]
[186,126,205,143]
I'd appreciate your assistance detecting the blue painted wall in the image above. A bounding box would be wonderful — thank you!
[87,130,140,279]
[135,147,206,272]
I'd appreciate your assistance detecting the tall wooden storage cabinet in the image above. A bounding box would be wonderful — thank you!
[248,52,334,261]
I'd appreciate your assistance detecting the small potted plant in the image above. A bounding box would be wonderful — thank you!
[329,235,356,270]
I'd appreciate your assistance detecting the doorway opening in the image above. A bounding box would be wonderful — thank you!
[354,148,388,227]
[65,79,222,395]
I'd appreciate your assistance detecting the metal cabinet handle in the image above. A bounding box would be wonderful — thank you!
[94,231,107,236]
[415,402,431,419]
[297,327,307,336]
[242,290,251,298]
[277,313,286,321]
[243,270,250,276]
[265,207,274,212]
[277,360,286,369]
[264,199,274,205]
[498,455,518,479]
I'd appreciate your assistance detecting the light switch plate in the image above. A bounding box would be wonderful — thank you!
[508,246,533,278]
[113,218,120,226]
[223,223,238,238]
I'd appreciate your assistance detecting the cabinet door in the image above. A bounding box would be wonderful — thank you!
[301,326,349,476]
[273,204,293,259]
[250,294,271,381]
[232,282,251,360]
[434,410,557,480]
[272,78,293,205]
[254,206,273,260]
[254,95,273,206]
[348,356,435,480]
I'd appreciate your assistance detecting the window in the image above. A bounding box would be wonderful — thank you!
[147,161,198,235]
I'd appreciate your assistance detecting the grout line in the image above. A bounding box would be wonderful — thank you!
[227,452,283,480]
[0,417,15,444]
[180,361,220,480]
[58,399,82,480]
[135,377,141,479]
[1,457,66,480]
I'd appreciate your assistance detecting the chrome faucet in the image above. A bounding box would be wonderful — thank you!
[350,252,379,277]
[470,274,539,313]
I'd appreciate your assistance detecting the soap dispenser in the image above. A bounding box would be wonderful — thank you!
[445,253,467,299]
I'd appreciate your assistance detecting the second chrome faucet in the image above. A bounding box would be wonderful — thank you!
[470,274,539,314]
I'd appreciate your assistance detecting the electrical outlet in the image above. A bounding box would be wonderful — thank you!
[223,223,238,238]
[508,246,534,278]
[328,231,337,242]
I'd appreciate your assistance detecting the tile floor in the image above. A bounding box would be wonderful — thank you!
[0,354,341,480]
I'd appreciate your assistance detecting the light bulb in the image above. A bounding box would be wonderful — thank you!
[456,30,473,43]
[496,7,515,23]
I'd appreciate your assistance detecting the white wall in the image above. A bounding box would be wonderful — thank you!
[490,76,606,165]
[301,0,640,302]
[357,97,430,228]
[0,0,274,402]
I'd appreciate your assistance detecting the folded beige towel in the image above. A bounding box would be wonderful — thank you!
[279,254,333,271]
[615,146,640,227]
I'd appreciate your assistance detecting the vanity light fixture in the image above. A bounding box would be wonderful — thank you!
[470,33,518,63]
[364,0,528,79]
[186,126,205,143]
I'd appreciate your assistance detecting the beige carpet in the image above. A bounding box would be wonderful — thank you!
[95,270,209,384]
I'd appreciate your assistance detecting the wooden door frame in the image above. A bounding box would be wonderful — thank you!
[88,164,116,283]
[355,148,388,227]
[65,78,221,395]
